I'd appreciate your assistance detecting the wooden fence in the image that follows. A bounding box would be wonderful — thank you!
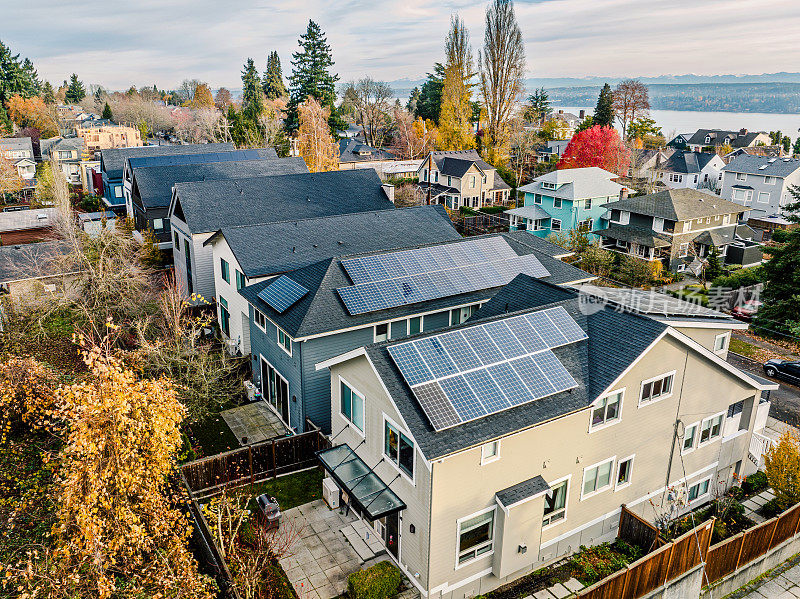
[181,427,330,499]
[580,502,800,599]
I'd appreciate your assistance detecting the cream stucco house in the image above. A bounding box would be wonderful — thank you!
[316,276,776,599]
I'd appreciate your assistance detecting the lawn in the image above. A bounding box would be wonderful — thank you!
[729,337,763,359]
[186,414,239,458]
[236,467,325,512]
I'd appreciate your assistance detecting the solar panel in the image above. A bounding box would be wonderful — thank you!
[387,305,586,431]
[257,275,309,313]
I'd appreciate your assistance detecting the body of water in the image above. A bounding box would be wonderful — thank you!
[555,107,800,139]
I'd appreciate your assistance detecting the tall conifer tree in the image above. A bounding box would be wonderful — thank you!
[594,83,614,128]
[263,51,287,100]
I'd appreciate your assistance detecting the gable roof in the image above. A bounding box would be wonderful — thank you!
[660,151,718,174]
[239,233,595,340]
[207,205,460,279]
[41,137,83,157]
[686,129,767,148]
[428,150,495,175]
[127,147,276,171]
[722,154,800,178]
[338,139,396,163]
[605,188,746,221]
[0,137,33,155]
[519,167,624,200]
[171,168,394,234]
[132,156,307,209]
[100,142,235,180]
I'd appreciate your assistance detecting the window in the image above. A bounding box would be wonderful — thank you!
[551,219,562,232]
[447,175,452,186]
[114,186,123,198]
[236,270,246,291]
[727,400,744,418]
[219,296,230,337]
[732,189,746,202]
[221,259,230,284]
[723,214,731,225]
[653,217,665,233]
[543,479,568,526]
[591,391,622,430]
[481,441,500,464]
[470,175,476,188]
[578,218,593,232]
[618,211,630,225]
[678,243,689,258]
[408,316,422,335]
[683,423,698,453]
[374,323,389,342]
[542,181,557,190]
[184,239,193,294]
[714,333,729,353]
[423,169,428,181]
[533,193,542,205]
[640,372,674,405]
[699,413,723,445]
[736,172,747,182]
[174,231,179,247]
[582,458,614,498]
[616,456,634,489]
[553,198,562,209]
[152,218,164,231]
[254,309,266,331]
[694,175,699,184]
[434,171,439,182]
[457,509,495,565]
[384,420,414,478]
[688,478,711,503]
[757,192,770,204]
[764,176,775,185]
[450,305,478,325]
[277,327,292,356]
[482,174,487,184]
[706,217,711,224]
[340,380,365,433]
[584,198,592,210]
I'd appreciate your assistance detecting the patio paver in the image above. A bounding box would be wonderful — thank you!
[220,401,287,445]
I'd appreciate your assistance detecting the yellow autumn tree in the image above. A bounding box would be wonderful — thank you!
[297,96,339,172]
[5,94,59,137]
[0,155,24,195]
[190,83,215,109]
[438,15,475,151]
[765,430,800,509]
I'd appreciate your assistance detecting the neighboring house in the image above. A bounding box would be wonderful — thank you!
[239,232,595,433]
[98,142,234,211]
[724,146,785,162]
[682,129,771,152]
[40,137,85,185]
[0,240,77,307]
[316,274,775,598]
[656,151,725,191]
[551,109,585,137]
[340,123,364,139]
[127,151,299,249]
[535,140,570,163]
[0,208,57,245]
[627,148,673,182]
[508,167,624,239]
[720,155,800,224]
[338,139,399,177]
[168,169,396,306]
[0,137,36,189]
[595,188,753,271]
[77,211,117,236]
[417,150,511,209]
[75,121,143,153]
[667,133,693,150]
[206,205,462,356]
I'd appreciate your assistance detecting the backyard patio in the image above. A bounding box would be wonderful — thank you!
[220,401,288,445]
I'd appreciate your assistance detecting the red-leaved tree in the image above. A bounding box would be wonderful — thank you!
[557,125,631,175]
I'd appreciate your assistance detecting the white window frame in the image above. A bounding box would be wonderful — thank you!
[682,421,699,455]
[542,475,570,530]
[551,219,562,232]
[533,193,542,205]
[687,476,712,504]
[407,315,424,335]
[338,375,365,437]
[383,414,415,483]
[698,412,725,447]
[581,456,616,500]
[276,326,292,356]
[455,506,496,568]
[714,332,730,354]
[764,176,775,185]
[639,370,676,406]
[589,389,624,432]
[735,172,747,182]
[374,322,389,343]
[254,308,267,332]
[153,218,164,231]
[553,197,562,209]
[480,440,500,465]
[615,454,635,491]
[757,192,770,204]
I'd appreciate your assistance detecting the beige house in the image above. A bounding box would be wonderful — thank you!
[417,150,511,210]
[75,121,142,153]
[317,276,776,599]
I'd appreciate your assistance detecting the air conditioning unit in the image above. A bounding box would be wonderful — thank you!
[322,477,340,510]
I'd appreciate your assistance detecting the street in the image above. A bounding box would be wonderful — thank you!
[728,352,800,426]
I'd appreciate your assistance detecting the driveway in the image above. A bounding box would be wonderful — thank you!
[728,353,800,426]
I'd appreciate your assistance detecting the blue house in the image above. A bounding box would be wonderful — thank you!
[507,167,624,239]
[238,232,595,434]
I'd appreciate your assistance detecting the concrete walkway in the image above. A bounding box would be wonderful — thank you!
[742,488,776,525]
[731,554,800,598]
[529,577,585,598]
[220,401,287,445]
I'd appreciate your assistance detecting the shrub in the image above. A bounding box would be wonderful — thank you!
[761,498,784,519]
[711,265,767,291]
[569,541,643,585]
[347,561,402,599]
[479,205,506,214]
[728,486,745,500]
[741,471,768,495]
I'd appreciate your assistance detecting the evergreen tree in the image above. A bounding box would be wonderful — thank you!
[704,246,724,282]
[241,58,264,120]
[286,20,343,134]
[102,102,112,120]
[525,87,551,125]
[0,107,11,135]
[794,137,800,157]
[594,83,614,128]
[41,81,55,104]
[65,73,86,103]
[415,64,445,124]
[262,50,287,100]
[21,58,40,96]
[406,87,421,114]
[783,136,792,155]
[0,40,37,105]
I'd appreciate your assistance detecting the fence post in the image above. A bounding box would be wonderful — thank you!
[272,439,277,479]
[794,504,800,536]
[735,529,747,571]
[620,567,631,599]
[248,444,254,490]
[663,542,676,587]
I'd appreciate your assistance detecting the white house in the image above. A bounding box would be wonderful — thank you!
[656,151,725,191]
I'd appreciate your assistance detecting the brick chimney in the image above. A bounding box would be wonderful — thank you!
[620,187,629,200]
[579,109,585,119]
[739,128,748,136]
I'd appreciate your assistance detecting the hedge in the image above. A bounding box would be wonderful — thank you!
[347,561,403,599]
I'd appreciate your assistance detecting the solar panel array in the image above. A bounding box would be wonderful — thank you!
[257,275,309,313]
[336,237,550,315]
[387,306,586,431]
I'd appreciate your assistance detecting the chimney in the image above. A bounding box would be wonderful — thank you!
[620,187,629,200]
[739,128,748,136]
[579,109,585,119]
[558,109,564,115]
[382,183,395,203]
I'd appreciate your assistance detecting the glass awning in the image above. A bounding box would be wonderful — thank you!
[317,444,406,521]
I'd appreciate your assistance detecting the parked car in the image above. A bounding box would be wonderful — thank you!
[256,494,282,529]
[763,359,800,384]
[731,299,763,321]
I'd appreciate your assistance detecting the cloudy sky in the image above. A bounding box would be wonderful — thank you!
[5,0,800,90]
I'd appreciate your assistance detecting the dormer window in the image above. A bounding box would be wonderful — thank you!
[542,182,557,190]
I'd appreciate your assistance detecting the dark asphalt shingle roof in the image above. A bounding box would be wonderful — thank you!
[496,476,551,508]
[686,129,766,148]
[0,137,33,155]
[209,205,460,279]
[132,156,308,209]
[595,223,671,248]
[0,240,74,283]
[338,139,396,163]
[100,142,235,180]
[172,169,394,234]
[722,155,800,178]
[605,188,746,221]
[127,148,276,170]
[661,151,717,174]
[501,230,575,258]
[239,233,594,339]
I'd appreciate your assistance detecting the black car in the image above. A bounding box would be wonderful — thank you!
[764,359,800,384]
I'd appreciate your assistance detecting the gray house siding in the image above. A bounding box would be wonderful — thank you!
[391,320,407,339]
[424,310,450,331]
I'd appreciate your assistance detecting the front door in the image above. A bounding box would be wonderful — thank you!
[374,513,400,559]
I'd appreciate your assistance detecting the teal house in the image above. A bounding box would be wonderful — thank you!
[507,167,625,239]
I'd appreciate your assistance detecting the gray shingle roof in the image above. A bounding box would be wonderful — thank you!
[100,142,235,180]
[577,285,730,319]
[132,157,308,209]
[604,188,746,221]
[686,129,766,148]
[595,223,671,248]
[238,232,594,339]
[722,155,800,178]
[431,150,495,175]
[660,151,717,174]
[172,169,394,234]
[0,137,34,155]
[127,148,276,170]
[501,229,575,258]
[338,139,396,163]
[0,240,74,284]
[496,476,550,508]
[518,167,623,201]
[209,205,460,279]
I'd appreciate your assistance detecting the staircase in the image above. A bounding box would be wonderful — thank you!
[340,519,386,563]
